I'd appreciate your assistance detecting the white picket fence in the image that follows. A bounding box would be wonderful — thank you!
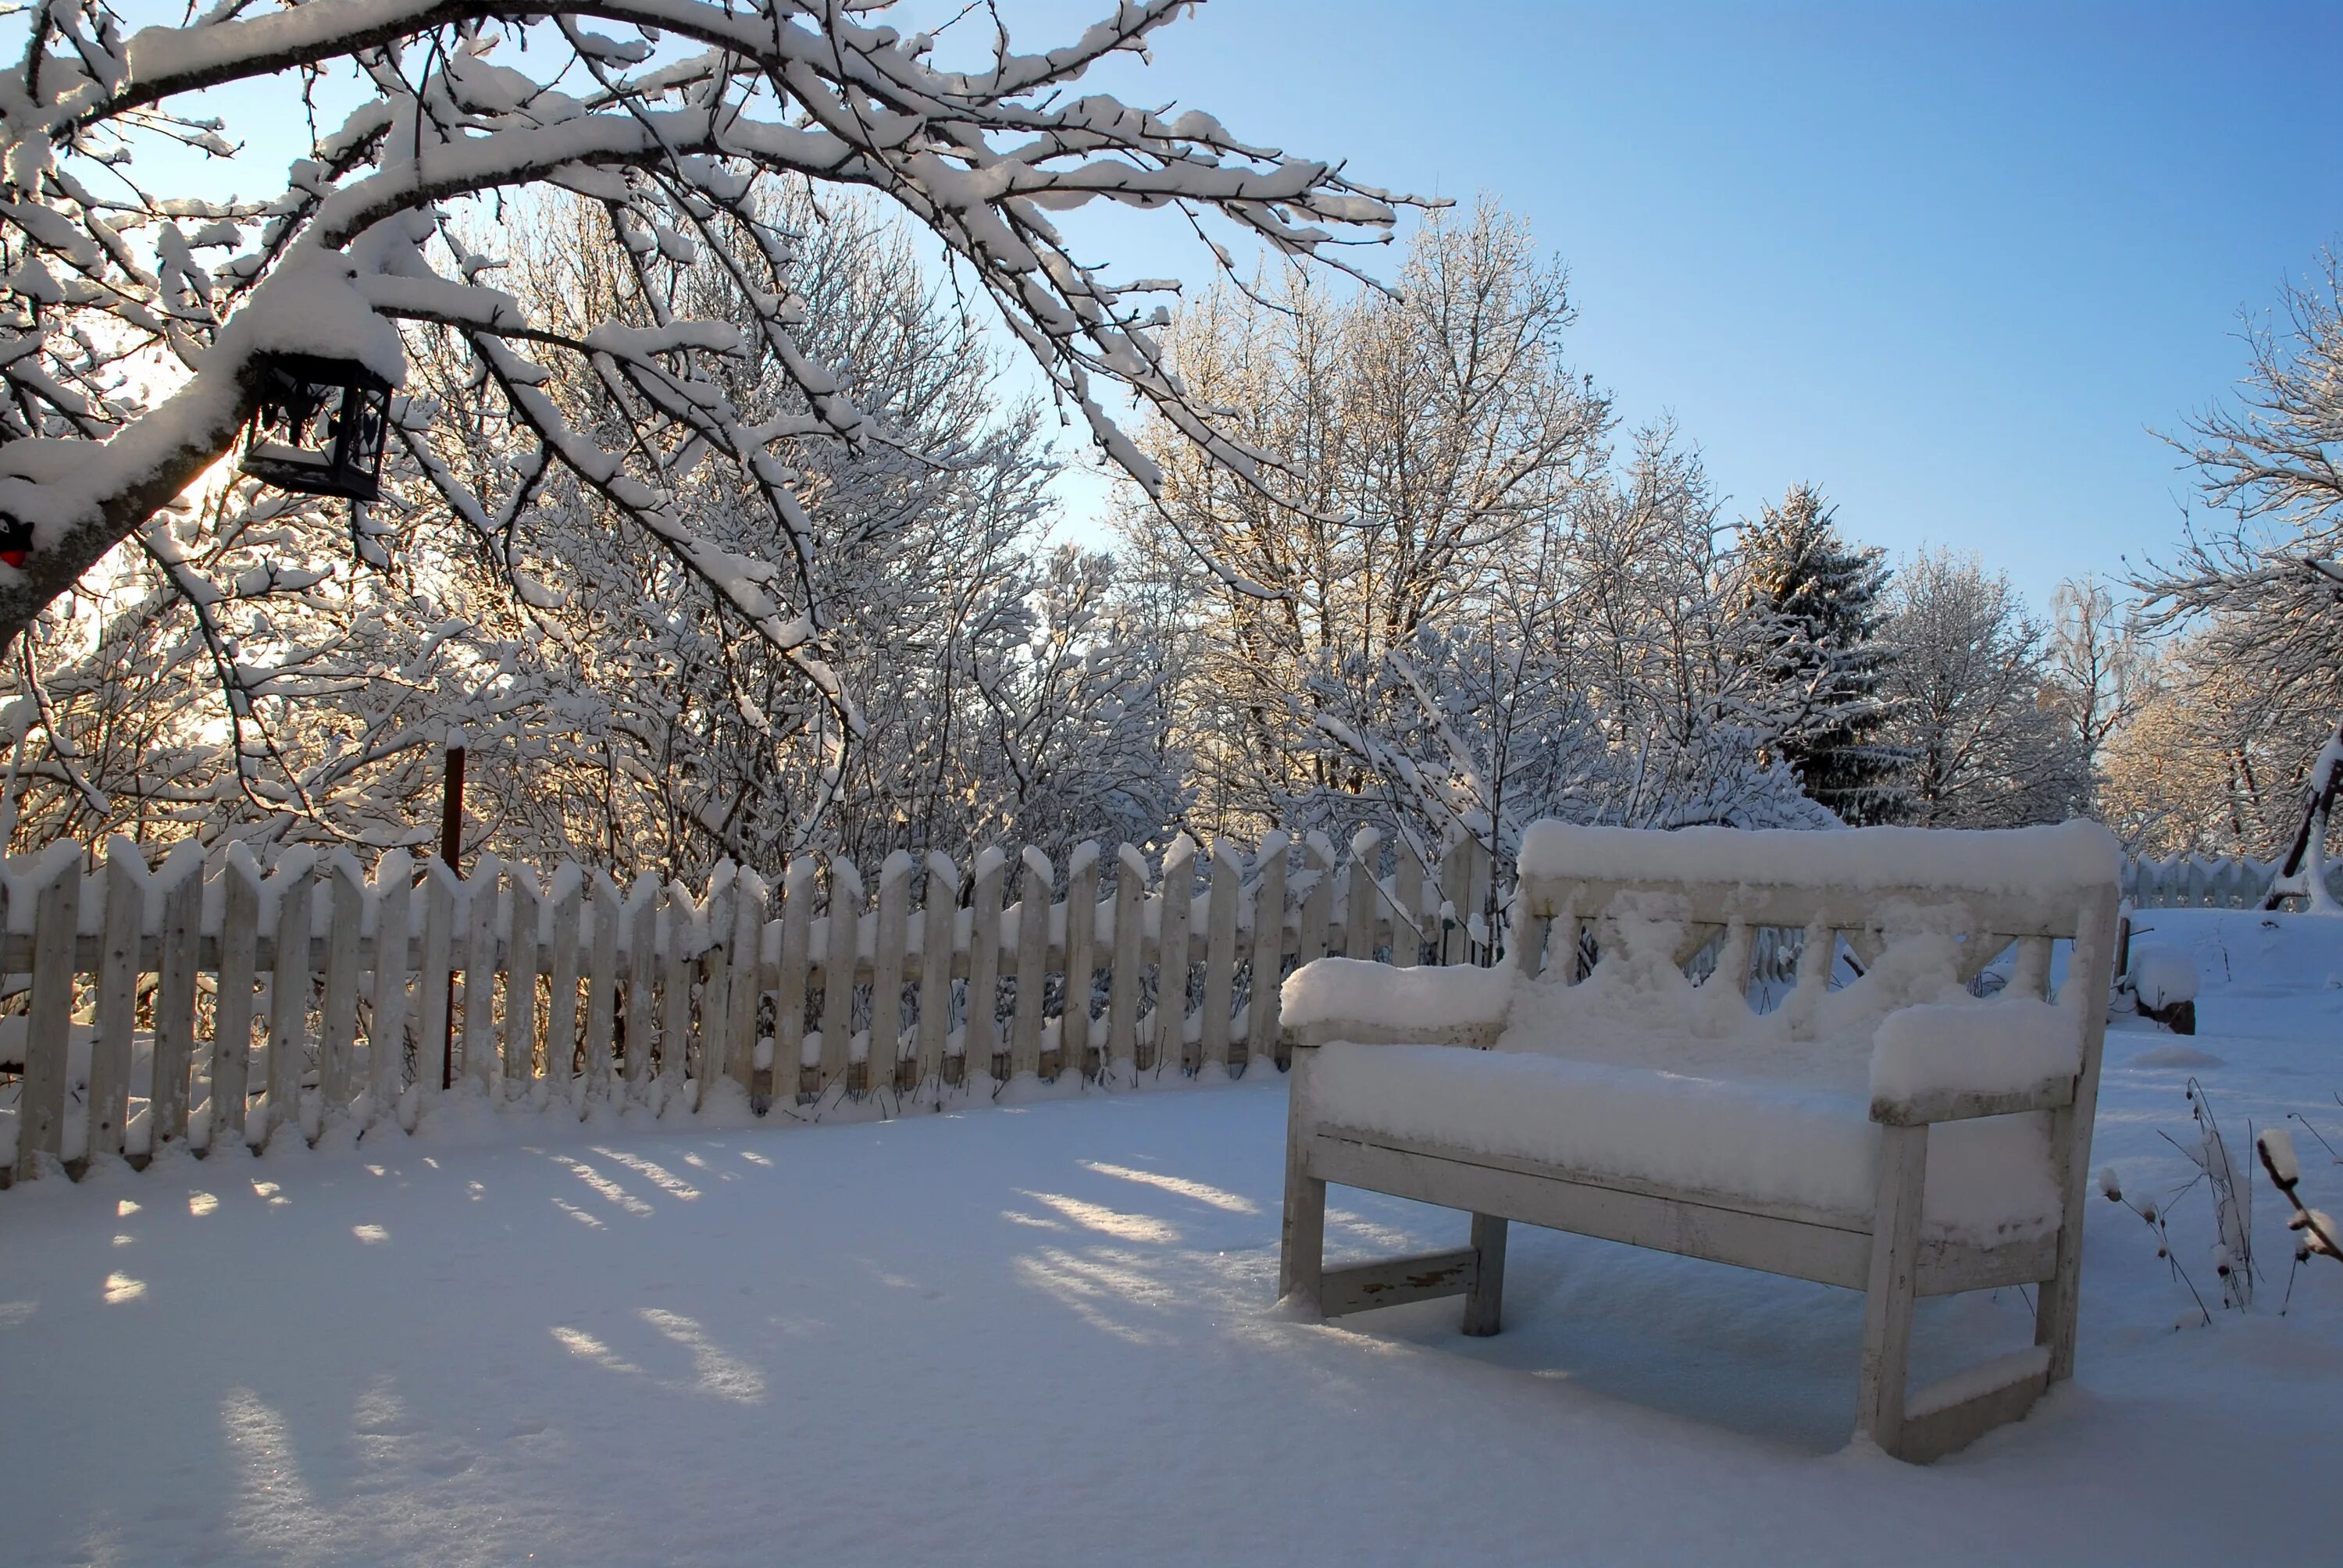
[2121,854,2316,911]
[0,828,1496,1184]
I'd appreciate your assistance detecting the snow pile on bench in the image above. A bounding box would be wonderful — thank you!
[1869,1000,2081,1109]
[1309,1042,2062,1243]
[1518,820,2122,894]
[1279,957,1514,1035]
[2127,943,2199,1012]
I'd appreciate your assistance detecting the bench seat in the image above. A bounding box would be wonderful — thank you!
[1310,1042,2063,1247]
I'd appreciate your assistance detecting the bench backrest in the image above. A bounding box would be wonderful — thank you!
[1511,821,2124,1032]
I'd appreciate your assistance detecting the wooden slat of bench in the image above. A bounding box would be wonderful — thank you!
[1320,1248,1480,1318]
[1307,1128,2055,1296]
[1316,1123,1869,1233]
[1894,1348,2050,1463]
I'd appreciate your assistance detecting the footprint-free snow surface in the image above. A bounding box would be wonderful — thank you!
[5,918,2342,1564]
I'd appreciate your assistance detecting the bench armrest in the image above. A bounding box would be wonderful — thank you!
[1286,1017,1507,1051]
[1279,957,1514,1052]
[1867,1000,2081,1126]
[1870,1076,2075,1127]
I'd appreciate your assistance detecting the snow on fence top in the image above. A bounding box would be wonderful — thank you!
[1518,821,2124,897]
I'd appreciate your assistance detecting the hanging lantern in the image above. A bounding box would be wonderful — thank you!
[238,351,393,502]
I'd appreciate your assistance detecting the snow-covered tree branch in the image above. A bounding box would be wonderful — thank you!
[0,0,1407,753]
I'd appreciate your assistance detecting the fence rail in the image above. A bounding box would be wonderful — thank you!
[0,829,1494,1183]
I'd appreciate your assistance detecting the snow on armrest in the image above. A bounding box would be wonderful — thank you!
[1867,1000,2081,1126]
[1278,957,1514,1049]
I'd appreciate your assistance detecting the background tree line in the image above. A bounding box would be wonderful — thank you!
[0,189,2331,880]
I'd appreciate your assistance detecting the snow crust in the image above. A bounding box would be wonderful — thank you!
[2,923,2342,1562]
[1278,956,1514,1032]
[1518,819,2122,896]
[1868,1000,2080,1108]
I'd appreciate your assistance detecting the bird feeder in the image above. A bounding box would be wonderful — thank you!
[238,351,393,502]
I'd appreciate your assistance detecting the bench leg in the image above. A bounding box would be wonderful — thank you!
[2033,1105,2086,1384]
[1280,1055,1326,1310]
[1461,1213,1507,1337]
[1857,1123,1927,1458]
[1281,1167,1326,1310]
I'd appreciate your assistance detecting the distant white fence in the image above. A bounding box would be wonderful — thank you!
[2120,854,2329,911]
[0,829,1496,1184]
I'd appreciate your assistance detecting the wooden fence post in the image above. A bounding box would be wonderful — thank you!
[1200,839,1239,1074]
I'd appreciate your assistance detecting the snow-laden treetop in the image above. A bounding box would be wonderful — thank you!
[0,0,1407,715]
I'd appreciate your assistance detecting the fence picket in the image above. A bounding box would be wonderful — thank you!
[778,858,815,1102]
[89,842,144,1163]
[545,865,583,1103]
[369,850,414,1117]
[414,859,456,1102]
[1344,829,1381,962]
[1393,837,1426,968]
[872,853,910,1093]
[1200,840,1239,1074]
[265,856,315,1144]
[697,870,734,1092]
[822,857,863,1095]
[505,864,542,1092]
[915,852,956,1095]
[316,853,365,1119]
[1011,846,1051,1082]
[1107,844,1146,1072]
[151,844,205,1150]
[1064,843,1099,1078]
[728,870,766,1096]
[16,849,81,1174]
[462,856,502,1095]
[212,849,261,1149]
[1152,835,1195,1075]
[966,849,1005,1083]
[625,875,658,1096]
[584,871,619,1110]
[1245,832,1289,1074]
[661,882,695,1100]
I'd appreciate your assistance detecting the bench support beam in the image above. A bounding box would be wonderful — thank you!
[1321,1248,1479,1318]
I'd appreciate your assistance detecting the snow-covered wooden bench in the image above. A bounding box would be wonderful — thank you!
[1277,821,2122,1463]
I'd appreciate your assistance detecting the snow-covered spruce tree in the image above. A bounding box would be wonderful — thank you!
[0,1,1407,843]
[1738,483,1903,823]
[1876,549,2084,829]
[2130,252,2343,859]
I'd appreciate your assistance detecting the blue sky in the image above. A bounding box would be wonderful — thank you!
[991,0,2343,602]
[91,1,2343,606]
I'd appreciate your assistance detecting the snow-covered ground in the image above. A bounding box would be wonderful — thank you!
[3,913,2340,1565]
